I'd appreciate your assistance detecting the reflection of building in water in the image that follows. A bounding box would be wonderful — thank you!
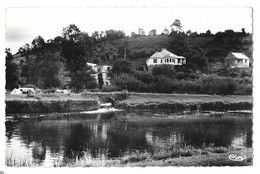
[31,142,46,162]
[101,123,108,141]
[231,133,247,149]
[145,131,184,148]
[90,115,109,143]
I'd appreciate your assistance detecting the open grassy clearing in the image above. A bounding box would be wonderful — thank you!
[5,93,96,101]
[5,92,253,103]
[123,93,253,105]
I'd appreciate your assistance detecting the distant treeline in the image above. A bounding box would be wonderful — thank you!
[5,21,253,95]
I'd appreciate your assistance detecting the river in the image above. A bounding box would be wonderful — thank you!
[5,109,252,167]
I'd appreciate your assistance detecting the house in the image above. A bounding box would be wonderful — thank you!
[146,48,186,71]
[98,65,112,87]
[225,52,250,68]
[87,63,112,87]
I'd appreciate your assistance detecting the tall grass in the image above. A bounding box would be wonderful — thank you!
[6,144,240,167]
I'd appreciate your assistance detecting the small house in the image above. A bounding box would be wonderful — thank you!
[225,52,250,68]
[98,65,112,87]
[146,48,186,71]
[87,63,112,87]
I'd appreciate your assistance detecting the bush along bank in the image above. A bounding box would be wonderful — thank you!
[115,101,253,113]
[5,100,99,114]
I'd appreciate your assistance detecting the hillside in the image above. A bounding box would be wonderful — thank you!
[107,34,253,69]
[7,30,253,92]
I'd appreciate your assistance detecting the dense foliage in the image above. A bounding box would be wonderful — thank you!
[5,21,253,95]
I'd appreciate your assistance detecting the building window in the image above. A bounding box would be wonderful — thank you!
[153,59,157,63]
[245,60,247,63]
[107,67,110,71]
[106,82,109,86]
[161,59,163,63]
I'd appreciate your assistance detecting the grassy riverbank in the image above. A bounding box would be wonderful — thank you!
[6,145,252,167]
[6,92,253,103]
[5,93,96,101]
[5,93,99,113]
[5,93,253,113]
[115,93,253,112]
[121,93,253,105]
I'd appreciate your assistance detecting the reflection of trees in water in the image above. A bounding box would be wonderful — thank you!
[6,112,116,162]
[106,120,148,157]
[6,113,252,164]
[63,123,92,159]
[143,117,252,149]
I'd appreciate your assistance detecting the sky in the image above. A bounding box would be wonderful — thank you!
[5,7,253,53]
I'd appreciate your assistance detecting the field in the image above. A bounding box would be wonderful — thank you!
[5,93,96,101]
[5,92,253,104]
[122,93,253,105]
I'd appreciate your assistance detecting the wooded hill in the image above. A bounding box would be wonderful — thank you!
[6,24,253,93]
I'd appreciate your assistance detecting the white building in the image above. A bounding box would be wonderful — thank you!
[87,63,112,87]
[146,48,186,71]
[225,52,250,68]
[98,65,112,87]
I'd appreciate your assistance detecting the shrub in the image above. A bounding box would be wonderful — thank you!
[134,71,155,84]
[176,72,189,80]
[177,80,201,93]
[199,74,236,95]
[240,69,252,78]
[102,85,122,92]
[154,75,175,93]
[152,65,176,79]
[112,73,144,92]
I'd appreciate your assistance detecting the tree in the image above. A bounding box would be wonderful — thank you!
[31,35,45,50]
[111,59,134,76]
[92,31,101,42]
[37,53,64,88]
[61,25,96,91]
[62,24,81,41]
[131,32,138,37]
[98,73,104,89]
[69,65,97,91]
[92,42,119,62]
[152,65,176,79]
[149,29,157,36]
[206,30,212,36]
[241,28,246,36]
[138,28,145,36]
[5,48,21,90]
[162,27,169,35]
[18,43,31,55]
[104,29,126,41]
[186,30,192,36]
[190,31,198,38]
[170,19,183,32]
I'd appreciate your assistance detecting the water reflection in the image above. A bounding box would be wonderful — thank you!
[5,111,252,166]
